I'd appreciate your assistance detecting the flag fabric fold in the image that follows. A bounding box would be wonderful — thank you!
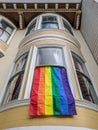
[30,66,77,116]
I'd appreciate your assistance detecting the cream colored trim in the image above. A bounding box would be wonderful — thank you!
[24,47,37,99]
[0,63,14,104]
[69,49,83,100]
[0,0,82,3]
[0,99,98,112]
[21,33,80,49]
[45,4,48,9]
[0,48,5,56]
[13,4,17,9]
[34,3,38,9]
[5,126,95,130]
[24,4,27,9]
[63,47,76,97]
[2,3,6,9]
[18,49,31,100]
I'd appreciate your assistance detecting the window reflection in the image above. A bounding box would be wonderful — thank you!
[63,19,73,35]
[37,47,64,66]
[41,16,58,29]
[0,19,14,43]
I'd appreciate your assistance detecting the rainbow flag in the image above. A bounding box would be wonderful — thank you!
[30,66,76,116]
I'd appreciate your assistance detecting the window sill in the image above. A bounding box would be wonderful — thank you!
[0,99,98,112]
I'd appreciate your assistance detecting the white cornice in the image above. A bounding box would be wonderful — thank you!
[0,99,98,112]
[0,0,81,3]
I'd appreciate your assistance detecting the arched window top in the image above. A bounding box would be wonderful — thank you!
[25,13,74,37]
[0,15,16,44]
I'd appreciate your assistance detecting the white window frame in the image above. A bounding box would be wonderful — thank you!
[40,13,60,30]
[70,49,98,104]
[0,15,17,45]
[62,18,75,36]
[24,44,75,99]
[1,50,30,104]
[24,17,38,37]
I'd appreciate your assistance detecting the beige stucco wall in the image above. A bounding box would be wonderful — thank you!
[74,30,98,90]
[0,29,25,92]
[0,106,98,130]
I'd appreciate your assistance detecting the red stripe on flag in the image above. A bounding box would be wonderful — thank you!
[30,67,40,116]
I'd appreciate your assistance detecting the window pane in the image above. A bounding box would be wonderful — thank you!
[0,19,14,34]
[41,16,58,29]
[12,53,28,76]
[37,47,64,66]
[5,73,23,103]
[0,31,10,42]
[26,20,36,36]
[0,19,14,43]
[63,19,73,35]
[77,72,94,102]
[42,23,58,29]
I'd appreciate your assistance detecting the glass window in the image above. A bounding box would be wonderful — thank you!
[0,19,14,43]
[29,46,76,116]
[25,19,36,36]
[41,16,58,29]
[72,52,98,104]
[36,47,64,66]
[63,19,73,35]
[3,52,28,103]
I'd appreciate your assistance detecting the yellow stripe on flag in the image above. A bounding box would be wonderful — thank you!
[45,67,53,115]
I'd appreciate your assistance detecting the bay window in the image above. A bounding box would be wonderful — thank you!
[29,46,76,116]
[72,52,98,104]
[2,52,28,104]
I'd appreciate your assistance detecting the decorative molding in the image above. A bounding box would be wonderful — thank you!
[76,3,79,9]
[2,3,6,9]
[45,4,48,9]
[13,4,17,9]
[0,0,82,3]
[5,126,95,130]
[34,3,38,9]
[24,4,27,9]
[0,8,81,13]
[65,4,69,9]
[55,3,58,9]
[19,32,80,49]
[0,99,98,112]
[18,12,24,29]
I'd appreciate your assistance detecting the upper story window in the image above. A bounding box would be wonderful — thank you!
[63,19,73,35]
[2,52,28,104]
[25,19,37,36]
[25,13,74,37]
[72,52,98,104]
[0,18,14,43]
[41,16,58,29]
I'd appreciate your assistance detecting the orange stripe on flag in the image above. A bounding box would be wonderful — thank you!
[37,67,45,115]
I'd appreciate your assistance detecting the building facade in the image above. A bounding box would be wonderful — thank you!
[0,0,98,130]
